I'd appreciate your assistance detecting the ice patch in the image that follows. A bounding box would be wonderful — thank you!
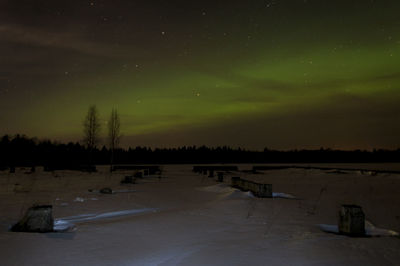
[56,208,157,223]
[53,219,76,232]
[53,208,157,232]
[74,197,85,202]
[318,221,399,237]
[225,190,255,199]
[272,192,296,199]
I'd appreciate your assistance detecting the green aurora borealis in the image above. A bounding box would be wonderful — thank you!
[1,0,399,149]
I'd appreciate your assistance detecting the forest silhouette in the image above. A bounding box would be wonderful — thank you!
[1,134,399,170]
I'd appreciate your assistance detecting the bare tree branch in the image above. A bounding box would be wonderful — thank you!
[83,105,101,151]
[108,108,121,168]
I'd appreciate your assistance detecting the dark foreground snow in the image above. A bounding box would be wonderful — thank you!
[1,164,400,265]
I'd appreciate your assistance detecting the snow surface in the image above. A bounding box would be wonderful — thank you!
[1,164,400,265]
[54,208,157,232]
[199,184,296,199]
[319,221,399,237]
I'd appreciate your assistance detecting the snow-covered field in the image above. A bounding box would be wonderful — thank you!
[0,164,400,265]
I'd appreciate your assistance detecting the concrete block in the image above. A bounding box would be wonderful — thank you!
[339,204,365,236]
[230,177,272,198]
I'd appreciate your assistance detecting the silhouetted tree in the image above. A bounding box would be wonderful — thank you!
[108,108,121,169]
[1,134,400,165]
[83,105,101,164]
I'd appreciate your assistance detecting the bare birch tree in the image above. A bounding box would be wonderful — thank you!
[83,105,101,163]
[108,108,120,169]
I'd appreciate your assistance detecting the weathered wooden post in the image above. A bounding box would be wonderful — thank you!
[11,205,54,232]
[217,172,223,182]
[338,205,365,236]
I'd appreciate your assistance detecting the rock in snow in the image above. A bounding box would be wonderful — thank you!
[11,205,54,233]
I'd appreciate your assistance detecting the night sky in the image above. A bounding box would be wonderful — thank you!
[1,0,399,150]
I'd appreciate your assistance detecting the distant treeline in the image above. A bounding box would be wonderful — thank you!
[0,134,400,167]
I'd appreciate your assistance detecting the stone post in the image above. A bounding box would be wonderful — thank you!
[338,205,365,236]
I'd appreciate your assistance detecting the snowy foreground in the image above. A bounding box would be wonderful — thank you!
[1,164,400,265]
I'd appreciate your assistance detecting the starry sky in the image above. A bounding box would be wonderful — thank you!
[1,0,399,150]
